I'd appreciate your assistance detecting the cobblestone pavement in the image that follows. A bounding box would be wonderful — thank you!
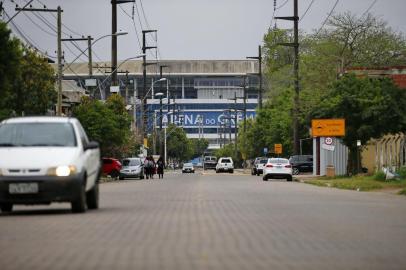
[1,173,406,270]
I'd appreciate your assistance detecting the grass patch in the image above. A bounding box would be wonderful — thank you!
[305,175,406,192]
[399,189,406,196]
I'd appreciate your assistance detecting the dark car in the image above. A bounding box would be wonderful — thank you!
[102,158,122,178]
[289,155,313,175]
[251,157,267,175]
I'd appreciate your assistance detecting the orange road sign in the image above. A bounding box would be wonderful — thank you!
[274,144,282,154]
[311,119,345,137]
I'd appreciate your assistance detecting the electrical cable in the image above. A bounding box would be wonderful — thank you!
[361,0,377,18]
[315,0,339,36]
[118,4,142,52]
[300,0,315,22]
[276,0,289,10]
[22,11,55,36]
[138,0,151,30]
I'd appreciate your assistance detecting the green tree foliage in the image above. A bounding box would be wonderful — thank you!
[311,74,406,174]
[0,22,56,119]
[189,138,209,158]
[166,124,192,162]
[73,95,136,158]
[242,12,406,160]
[13,49,56,115]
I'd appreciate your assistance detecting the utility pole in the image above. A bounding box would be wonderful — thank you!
[141,30,157,138]
[247,45,263,109]
[111,0,134,86]
[61,36,94,76]
[275,0,300,155]
[16,5,63,115]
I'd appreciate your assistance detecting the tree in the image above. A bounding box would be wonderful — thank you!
[0,22,22,119]
[166,124,192,162]
[13,49,56,115]
[189,138,209,159]
[311,74,406,174]
[73,95,135,158]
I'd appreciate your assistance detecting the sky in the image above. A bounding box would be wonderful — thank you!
[1,0,406,63]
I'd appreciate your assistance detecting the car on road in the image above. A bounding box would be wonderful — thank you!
[216,157,234,173]
[263,158,293,181]
[182,163,195,173]
[119,158,144,180]
[203,156,217,170]
[252,157,268,176]
[102,157,122,178]
[289,155,313,175]
[0,116,101,213]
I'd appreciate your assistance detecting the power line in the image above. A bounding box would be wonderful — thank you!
[315,0,339,36]
[22,11,55,36]
[300,0,315,22]
[118,4,142,51]
[276,0,289,10]
[361,0,377,18]
[138,0,151,30]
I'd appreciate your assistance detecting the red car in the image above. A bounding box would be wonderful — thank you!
[102,158,122,178]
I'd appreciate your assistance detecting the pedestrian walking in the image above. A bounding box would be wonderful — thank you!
[157,156,164,179]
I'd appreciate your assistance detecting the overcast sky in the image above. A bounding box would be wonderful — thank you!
[2,0,406,62]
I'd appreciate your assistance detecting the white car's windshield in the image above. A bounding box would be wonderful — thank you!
[269,158,289,164]
[122,159,141,166]
[0,123,77,147]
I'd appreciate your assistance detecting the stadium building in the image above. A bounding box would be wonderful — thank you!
[62,60,260,149]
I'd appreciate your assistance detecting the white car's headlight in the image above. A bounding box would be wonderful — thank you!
[47,165,77,177]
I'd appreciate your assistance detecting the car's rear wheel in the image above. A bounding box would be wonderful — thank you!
[140,174,144,179]
[119,176,124,180]
[287,176,293,181]
[292,168,299,175]
[0,203,13,213]
[110,170,119,179]
[229,170,234,174]
[86,183,99,210]
[263,175,268,181]
[216,170,219,173]
[71,183,87,213]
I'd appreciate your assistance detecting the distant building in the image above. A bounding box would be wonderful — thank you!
[61,60,260,148]
[346,66,406,89]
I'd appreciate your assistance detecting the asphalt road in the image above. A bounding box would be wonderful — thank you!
[1,172,406,270]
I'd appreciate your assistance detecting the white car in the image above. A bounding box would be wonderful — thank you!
[0,117,101,213]
[262,158,293,181]
[119,157,144,180]
[182,163,195,173]
[216,157,234,173]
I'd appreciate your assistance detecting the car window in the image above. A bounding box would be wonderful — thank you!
[269,158,289,164]
[221,158,231,163]
[76,122,89,147]
[184,163,193,167]
[122,159,141,166]
[260,159,268,164]
[0,122,77,147]
[103,159,113,164]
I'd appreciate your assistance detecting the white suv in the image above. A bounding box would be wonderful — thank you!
[216,157,234,173]
[0,117,101,213]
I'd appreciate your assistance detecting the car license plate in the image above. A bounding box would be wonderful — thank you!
[276,166,283,169]
[9,183,39,194]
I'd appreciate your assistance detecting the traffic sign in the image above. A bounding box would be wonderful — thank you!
[312,119,345,137]
[263,147,268,155]
[324,137,334,145]
[274,144,282,154]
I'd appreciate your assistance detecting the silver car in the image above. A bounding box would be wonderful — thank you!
[119,158,144,180]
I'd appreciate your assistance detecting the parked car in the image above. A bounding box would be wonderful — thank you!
[216,157,234,173]
[254,157,268,176]
[182,163,195,173]
[119,157,144,180]
[0,116,101,213]
[203,156,217,170]
[289,155,313,175]
[263,158,293,181]
[102,158,122,178]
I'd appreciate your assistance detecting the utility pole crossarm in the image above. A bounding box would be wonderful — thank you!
[274,16,298,21]
[61,38,93,41]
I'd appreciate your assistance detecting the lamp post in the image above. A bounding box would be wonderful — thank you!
[155,92,164,158]
[97,54,145,99]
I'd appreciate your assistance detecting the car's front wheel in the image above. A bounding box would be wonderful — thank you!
[287,176,293,182]
[110,170,119,179]
[71,183,87,213]
[0,203,13,213]
[86,183,99,210]
[292,168,299,175]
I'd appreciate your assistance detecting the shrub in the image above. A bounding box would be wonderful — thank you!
[373,171,386,181]
[396,167,406,180]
